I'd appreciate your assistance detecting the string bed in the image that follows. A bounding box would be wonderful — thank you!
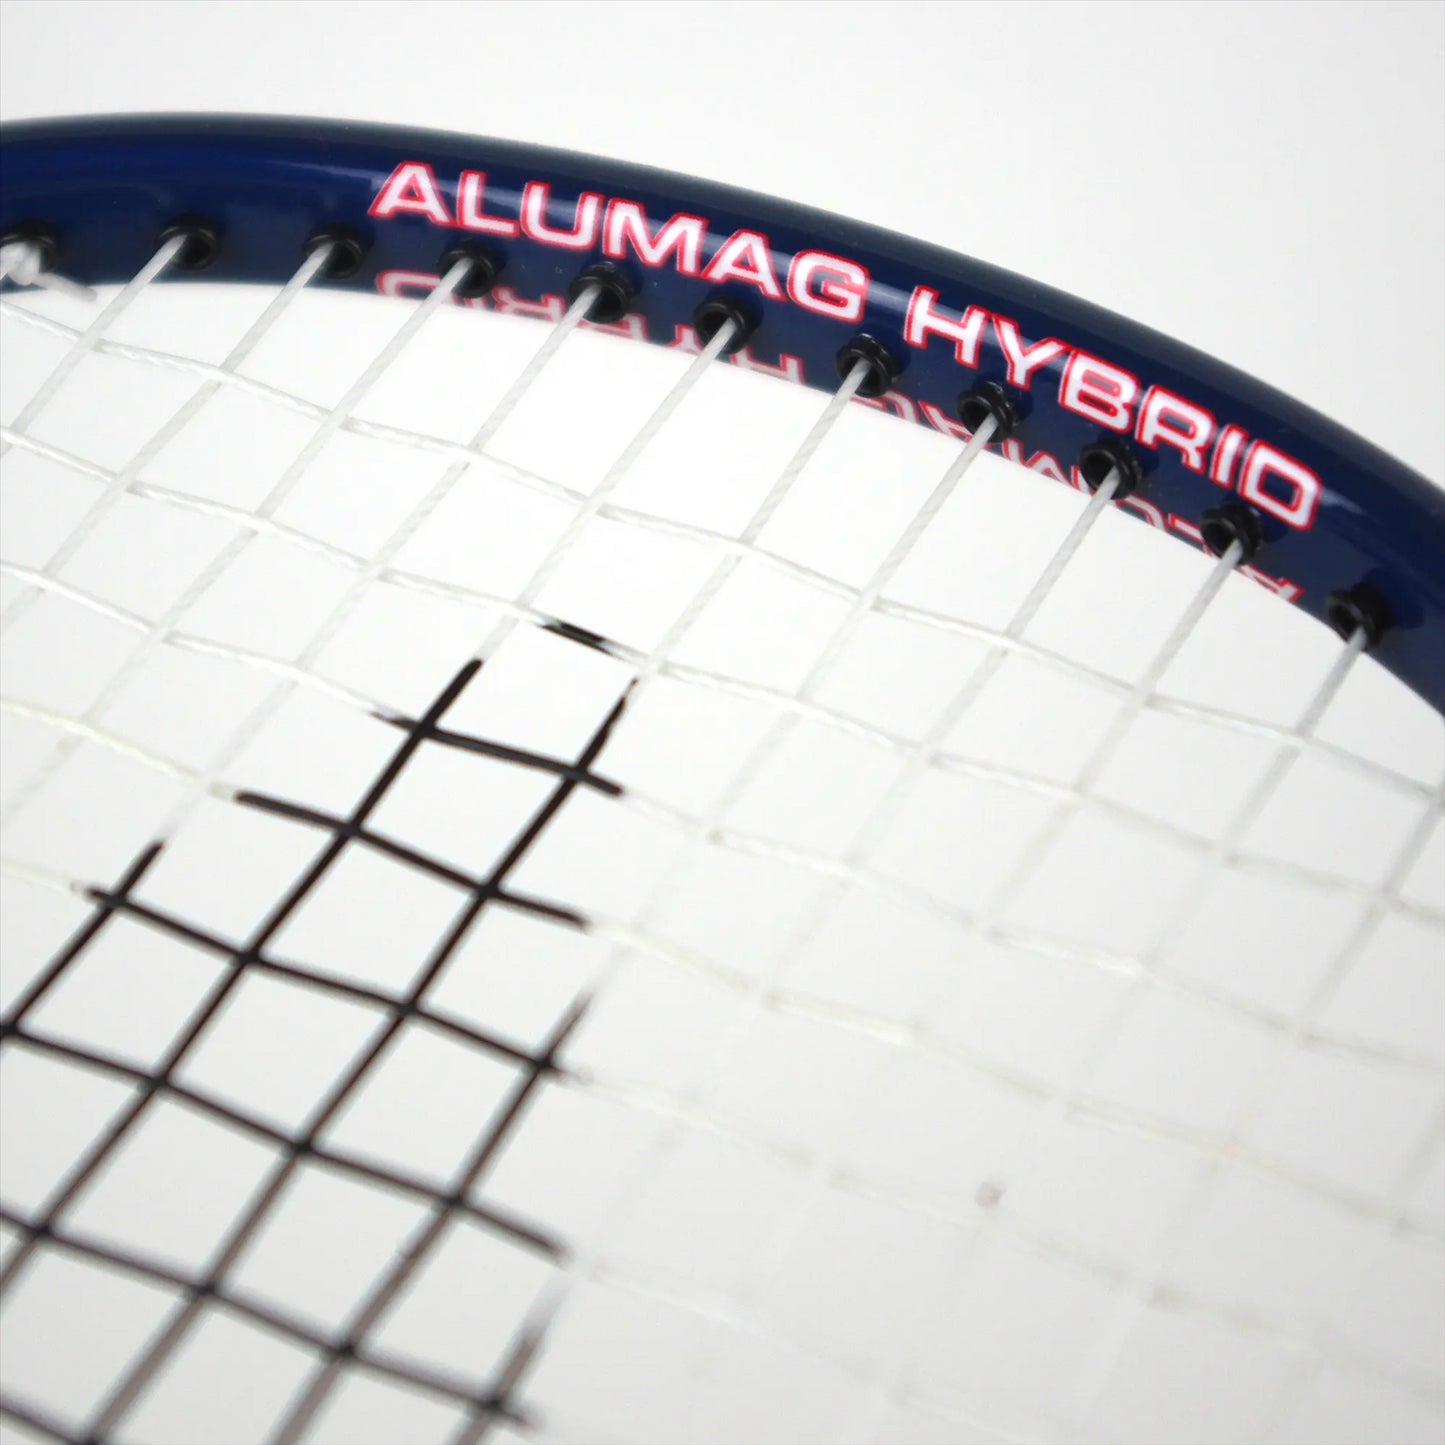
[0,237,1441,1445]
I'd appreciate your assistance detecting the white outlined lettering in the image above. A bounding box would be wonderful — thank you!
[903,286,987,366]
[1137,386,1215,473]
[1060,352,1139,431]
[603,201,705,274]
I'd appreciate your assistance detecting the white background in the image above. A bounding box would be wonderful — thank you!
[1,0,1442,485]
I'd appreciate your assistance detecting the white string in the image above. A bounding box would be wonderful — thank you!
[1069,768,1445,1435]
[0,246,450,829]
[0,444,1430,832]
[4,695,1438,1083]
[0,239,95,303]
[1251,1094,1445,1440]
[528,459,1132,1411]
[1,262,1440,1445]
[0,311,1432,805]
[971,539,1246,938]
[903,635,1434,1438]
[0,272,743,1445]
[0,233,186,458]
[625,355,876,681]
[3,321,1434,1045]
[1,244,333,636]
[0,249,344,821]
[266,347,889,1445]
[2,314,1436,1123]
[647,521,1247,1427]
[469,310,738,667]
[853,580,1374,1438]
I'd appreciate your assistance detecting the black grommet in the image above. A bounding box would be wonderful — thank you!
[568,261,635,323]
[1325,582,1392,649]
[0,219,60,272]
[1199,504,1265,562]
[1077,438,1144,499]
[159,215,221,272]
[438,242,502,299]
[836,334,900,399]
[693,295,758,355]
[304,225,368,281]
[956,381,1022,443]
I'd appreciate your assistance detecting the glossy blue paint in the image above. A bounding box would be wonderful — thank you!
[3,114,1442,712]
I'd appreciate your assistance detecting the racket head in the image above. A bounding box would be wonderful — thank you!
[0,114,1442,1445]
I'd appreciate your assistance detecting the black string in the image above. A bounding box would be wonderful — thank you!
[0,1206,537,1434]
[0,1034,560,1254]
[232,792,588,928]
[0,657,632,1445]
[0,842,164,1031]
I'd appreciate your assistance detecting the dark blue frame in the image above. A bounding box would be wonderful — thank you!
[3,114,1442,712]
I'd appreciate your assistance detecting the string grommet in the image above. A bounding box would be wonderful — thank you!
[1077,438,1144,498]
[956,381,1022,442]
[1200,504,1265,562]
[304,225,369,281]
[694,295,758,355]
[568,262,635,323]
[159,215,221,271]
[439,242,502,298]
[835,334,900,399]
[1326,582,1392,649]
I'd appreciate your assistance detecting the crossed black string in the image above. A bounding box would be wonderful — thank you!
[0,654,631,1445]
